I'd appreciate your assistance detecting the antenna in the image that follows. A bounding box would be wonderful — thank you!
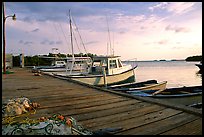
[112,31,114,56]
[106,15,112,56]
[107,42,109,56]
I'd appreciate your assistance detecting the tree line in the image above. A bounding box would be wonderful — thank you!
[13,53,97,67]
[185,55,202,62]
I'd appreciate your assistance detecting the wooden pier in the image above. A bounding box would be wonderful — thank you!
[2,68,202,135]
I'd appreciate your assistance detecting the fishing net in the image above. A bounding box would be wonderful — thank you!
[2,97,93,135]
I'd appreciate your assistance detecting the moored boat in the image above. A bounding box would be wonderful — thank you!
[128,85,202,97]
[127,85,202,108]
[108,80,167,92]
[47,11,137,86]
[32,60,66,73]
[38,57,92,72]
[53,55,137,86]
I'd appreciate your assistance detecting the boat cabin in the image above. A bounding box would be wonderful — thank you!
[66,57,92,71]
[91,56,132,75]
[51,60,66,67]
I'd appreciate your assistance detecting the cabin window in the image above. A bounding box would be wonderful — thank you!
[93,61,101,67]
[118,59,123,68]
[101,60,107,67]
[57,61,64,64]
[109,60,117,69]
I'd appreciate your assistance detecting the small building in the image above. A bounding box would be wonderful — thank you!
[2,54,13,69]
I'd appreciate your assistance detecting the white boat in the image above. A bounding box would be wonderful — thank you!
[50,11,137,86]
[32,59,66,73]
[53,55,137,86]
[108,80,167,94]
[39,57,92,72]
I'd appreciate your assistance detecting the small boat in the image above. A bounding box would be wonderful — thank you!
[108,80,167,92]
[32,60,66,73]
[53,55,137,86]
[38,57,92,72]
[127,86,202,108]
[128,85,202,97]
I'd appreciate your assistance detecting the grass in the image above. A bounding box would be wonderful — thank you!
[2,70,14,74]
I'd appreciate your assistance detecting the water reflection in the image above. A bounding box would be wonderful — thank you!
[126,61,202,88]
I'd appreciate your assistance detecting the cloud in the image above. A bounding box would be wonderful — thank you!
[157,39,168,45]
[31,28,39,32]
[171,46,184,49]
[40,39,63,45]
[5,2,202,60]
[6,2,109,24]
[149,2,168,12]
[165,25,190,33]
[19,40,34,46]
[56,41,63,45]
[85,41,99,45]
[166,2,195,15]
[148,2,196,15]
[144,39,169,46]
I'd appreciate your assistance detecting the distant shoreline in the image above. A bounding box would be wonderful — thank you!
[123,59,186,62]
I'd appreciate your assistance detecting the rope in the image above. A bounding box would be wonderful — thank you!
[72,15,89,56]
[2,106,37,125]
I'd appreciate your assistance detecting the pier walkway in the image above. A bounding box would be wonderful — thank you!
[2,68,202,135]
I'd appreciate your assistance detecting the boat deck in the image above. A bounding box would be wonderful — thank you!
[2,68,202,135]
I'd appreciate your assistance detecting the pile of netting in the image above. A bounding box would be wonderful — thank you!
[2,97,93,135]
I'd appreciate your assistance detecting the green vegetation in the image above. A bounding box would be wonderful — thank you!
[2,70,14,74]
[12,53,97,67]
[185,55,202,62]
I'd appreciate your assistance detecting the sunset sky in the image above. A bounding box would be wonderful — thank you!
[3,2,202,61]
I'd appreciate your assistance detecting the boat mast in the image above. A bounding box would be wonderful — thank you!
[106,15,112,56]
[67,10,75,75]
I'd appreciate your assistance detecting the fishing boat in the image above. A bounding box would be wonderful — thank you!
[108,80,167,92]
[127,85,202,97]
[53,55,137,86]
[127,85,202,108]
[32,60,66,73]
[37,57,92,72]
[51,10,137,86]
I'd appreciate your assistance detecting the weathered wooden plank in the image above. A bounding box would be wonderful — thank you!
[2,90,101,101]
[90,108,182,132]
[38,95,125,109]
[75,101,151,122]
[27,91,114,103]
[45,99,137,114]
[116,112,200,135]
[2,81,110,102]
[30,99,139,119]
[2,83,99,96]
[160,118,202,135]
[78,103,165,128]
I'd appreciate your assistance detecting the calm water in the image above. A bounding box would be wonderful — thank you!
[124,61,202,88]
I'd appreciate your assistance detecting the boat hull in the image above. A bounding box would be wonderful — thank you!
[109,80,167,93]
[129,86,202,97]
[126,81,167,92]
[53,66,137,86]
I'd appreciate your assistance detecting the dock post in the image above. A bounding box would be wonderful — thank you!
[102,67,107,88]
[20,53,24,68]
